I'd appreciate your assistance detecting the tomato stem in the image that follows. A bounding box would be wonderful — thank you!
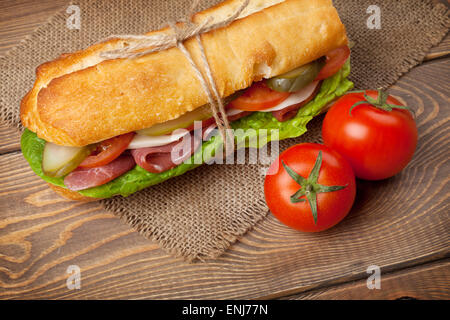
[348,89,413,116]
[282,151,347,225]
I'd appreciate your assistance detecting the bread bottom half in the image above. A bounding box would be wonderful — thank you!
[47,183,101,201]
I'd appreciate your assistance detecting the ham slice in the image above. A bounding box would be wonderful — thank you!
[64,154,136,191]
[131,132,202,173]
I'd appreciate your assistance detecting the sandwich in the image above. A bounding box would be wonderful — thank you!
[20,0,353,201]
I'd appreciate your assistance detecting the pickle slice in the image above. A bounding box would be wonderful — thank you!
[266,59,325,93]
[138,105,212,136]
[42,142,92,178]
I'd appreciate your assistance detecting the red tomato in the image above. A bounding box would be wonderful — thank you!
[316,45,350,80]
[264,143,356,232]
[322,90,418,180]
[79,132,135,168]
[228,81,290,111]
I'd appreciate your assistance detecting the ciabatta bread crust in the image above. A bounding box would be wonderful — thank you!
[21,0,347,146]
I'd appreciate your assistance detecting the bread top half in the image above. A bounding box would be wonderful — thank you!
[20,0,348,146]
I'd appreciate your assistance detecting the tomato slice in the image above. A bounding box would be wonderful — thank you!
[228,82,290,111]
[315,45,350,80]
[79,132,135,168]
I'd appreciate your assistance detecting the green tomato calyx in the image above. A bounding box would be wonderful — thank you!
[348,89,413,116]
[282,151,347,225]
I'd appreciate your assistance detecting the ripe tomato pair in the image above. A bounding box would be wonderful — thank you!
[265,90,417,232]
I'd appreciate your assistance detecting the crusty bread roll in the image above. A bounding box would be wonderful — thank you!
[20,0,347,147]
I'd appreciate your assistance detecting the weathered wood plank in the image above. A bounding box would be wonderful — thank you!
[0,0,68,56]
[0,58,448,299]
[0,124,20,154]
[282,260,450,300]
[0,0,68,154]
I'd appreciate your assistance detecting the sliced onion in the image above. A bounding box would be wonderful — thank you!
[127,130,190,149]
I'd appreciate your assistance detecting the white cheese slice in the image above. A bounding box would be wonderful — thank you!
[226,108,246,117]
[260,81,319,112]
[127,130,189,149]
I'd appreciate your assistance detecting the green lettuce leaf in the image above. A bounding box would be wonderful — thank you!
[21,60,353,198]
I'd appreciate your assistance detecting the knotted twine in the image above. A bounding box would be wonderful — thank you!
[99,0,251,154]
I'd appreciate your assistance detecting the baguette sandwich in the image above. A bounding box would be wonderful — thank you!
[20,0,353,201]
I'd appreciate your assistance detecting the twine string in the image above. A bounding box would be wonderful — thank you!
[99,0,250,152]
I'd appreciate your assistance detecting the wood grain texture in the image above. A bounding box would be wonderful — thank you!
[0,124,20,154]
[0,58,448,299]
[282,259,450,300]
[0,0,68,155]
[0,0,68,56]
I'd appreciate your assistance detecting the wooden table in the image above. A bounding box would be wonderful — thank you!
[0,0,448,300]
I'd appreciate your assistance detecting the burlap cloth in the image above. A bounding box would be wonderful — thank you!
[0,0,448,260]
